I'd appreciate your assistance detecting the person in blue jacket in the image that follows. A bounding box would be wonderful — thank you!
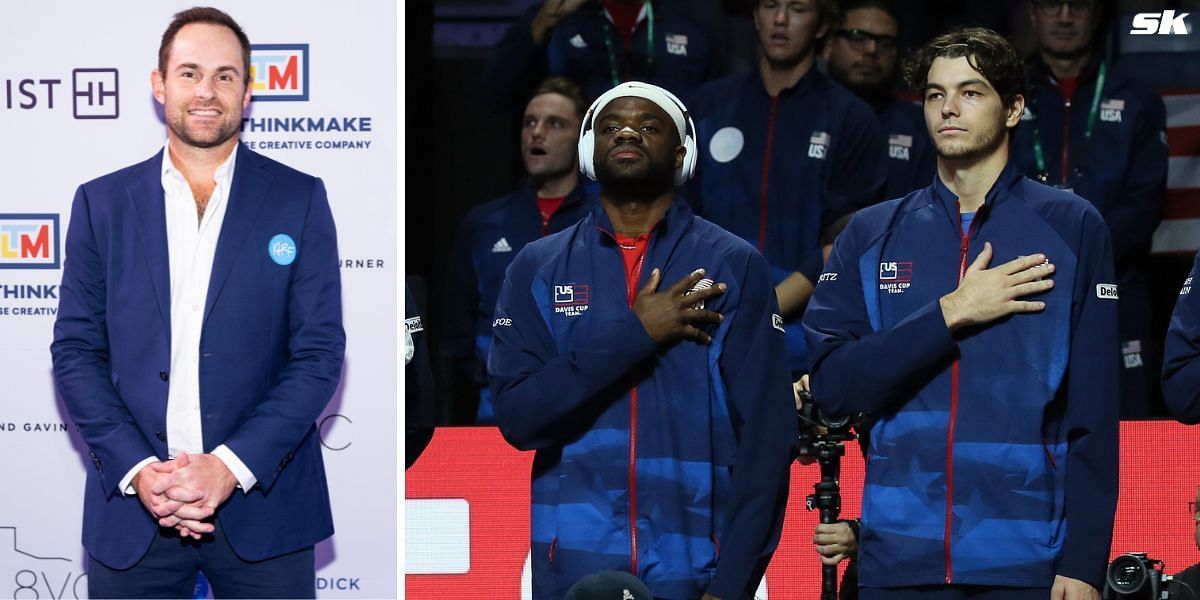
[687,0,887,373]
[803,28,1119,599]
[490,81,796,599]
[445,77,596,423]
[481,0,722,112]
[1011,0,1168,417]
[1162,254,1200,421]
[822,0,936,201]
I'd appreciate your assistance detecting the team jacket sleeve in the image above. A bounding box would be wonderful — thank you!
[220,179,346,492]
[1057,210,1120,587]
[1105,90,1167,264]
[803,221,958,417]
[1162,252,1200,422]
[489,250,658,450]
[480,6,549,113]
[51,185,159,497]
[708,253,797,600]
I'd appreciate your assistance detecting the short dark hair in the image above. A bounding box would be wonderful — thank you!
[159,7,252,84]
[531,76,587,119]
[834,0,900,30]
[903,27,1025,109]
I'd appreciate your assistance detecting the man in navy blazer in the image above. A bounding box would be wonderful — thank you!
[50,7,343,598]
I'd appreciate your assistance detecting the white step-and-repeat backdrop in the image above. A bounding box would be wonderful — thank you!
[0,2,396,597]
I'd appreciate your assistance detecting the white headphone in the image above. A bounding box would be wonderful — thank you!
[577,81,698,185]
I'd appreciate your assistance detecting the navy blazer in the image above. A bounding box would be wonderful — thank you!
[51,143,344,568]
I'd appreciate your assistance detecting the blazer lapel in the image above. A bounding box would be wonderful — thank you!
[204,143,271,324]
[128,151,171,336]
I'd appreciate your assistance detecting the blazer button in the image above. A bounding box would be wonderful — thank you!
[155,432,167,442]
[159,371,169,381]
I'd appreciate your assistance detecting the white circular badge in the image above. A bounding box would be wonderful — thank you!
[709,126,744,163]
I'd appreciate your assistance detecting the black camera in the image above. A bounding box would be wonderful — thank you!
[796,389,862,457]
[796,389,866,600]
[1103,553,1173,599]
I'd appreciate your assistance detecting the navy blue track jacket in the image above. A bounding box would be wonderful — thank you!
[489,200,796,599]
[445,182,593,421]
[687,68,887,370]
[803,165,1120,589]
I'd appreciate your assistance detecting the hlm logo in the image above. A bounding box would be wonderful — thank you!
[1130,10,1191,35]
[0,214,60,269]
[250,44,309,101]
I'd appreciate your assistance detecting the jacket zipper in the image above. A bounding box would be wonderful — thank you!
[757,95,780,253]
[624,245,646,575]
[945,205,972,583]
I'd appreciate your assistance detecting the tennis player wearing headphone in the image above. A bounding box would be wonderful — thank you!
[488,81,797,600]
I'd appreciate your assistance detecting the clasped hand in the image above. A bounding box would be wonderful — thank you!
[132,452,237,539]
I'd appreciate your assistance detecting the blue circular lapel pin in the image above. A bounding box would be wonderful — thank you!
[268,234,297,266]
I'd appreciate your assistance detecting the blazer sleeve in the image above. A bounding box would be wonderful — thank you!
[220,178,346,492]
[1163,252,1200,422]
[51,185,157,497]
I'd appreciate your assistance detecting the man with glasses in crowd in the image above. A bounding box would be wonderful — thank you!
[687,0,887,374]
[1011,0,1168,417]
[823,0,935,200]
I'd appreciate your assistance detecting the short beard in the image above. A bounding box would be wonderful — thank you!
[595,153,675,202]
[167,115,241,149]
[935,116,1007,164]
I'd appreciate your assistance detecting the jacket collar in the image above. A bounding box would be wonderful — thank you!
[932,160,1022,231]
[127,142,274,331]
[591,196,693,248]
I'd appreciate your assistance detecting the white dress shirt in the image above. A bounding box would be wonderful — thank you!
[119,144,255,495]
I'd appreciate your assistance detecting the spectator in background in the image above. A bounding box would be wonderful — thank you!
[444,77,596,423]
[688,0,887,374]
[482,0,723,112]
[1011,0,1169,417]
[823,0,935,200]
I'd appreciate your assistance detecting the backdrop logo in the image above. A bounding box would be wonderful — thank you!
[251,44,309,101]
[0,214,60,269]
[72,68,119,119]
[4,68,118,119]
[1,526,86,600]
